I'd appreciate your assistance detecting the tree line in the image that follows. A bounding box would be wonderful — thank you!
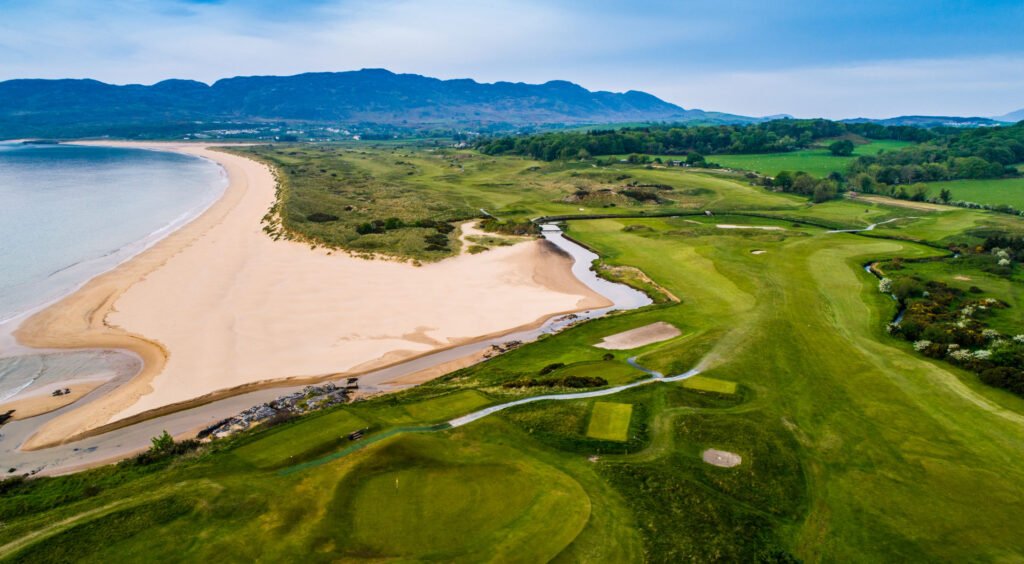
[475,119,933,161]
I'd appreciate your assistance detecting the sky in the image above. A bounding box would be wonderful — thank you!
[0,0,1022,119]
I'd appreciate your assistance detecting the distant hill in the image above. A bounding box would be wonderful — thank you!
[994,109,1024,123]
[842,115,1004,128]
[0,69,759,138]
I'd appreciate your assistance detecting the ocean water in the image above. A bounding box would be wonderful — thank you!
[0,142,226,400]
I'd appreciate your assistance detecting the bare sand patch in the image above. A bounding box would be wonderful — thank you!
[18,143,608,449]
[717,224,784,231]
[702,448,742,467]
[751,250,767,255]
[0,379,106,420]
[594,321,681,350]
[954,275,972,281]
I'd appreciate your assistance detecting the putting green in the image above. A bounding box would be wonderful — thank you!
[587,402,633,441]
[683,376,738,394]
[321,434,590,560]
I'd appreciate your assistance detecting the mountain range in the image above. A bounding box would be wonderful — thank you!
[1,68,1018,139]
[995,108,1024,123]
[0,69,760,139]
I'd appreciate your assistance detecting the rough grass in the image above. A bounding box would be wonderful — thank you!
[234,144,803,260]
[586,402,633,441]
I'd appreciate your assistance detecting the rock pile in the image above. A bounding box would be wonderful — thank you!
[481,340,523,359]
[198,382,353,440]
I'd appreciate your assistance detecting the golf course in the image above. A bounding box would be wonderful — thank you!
[3,145,1024,562]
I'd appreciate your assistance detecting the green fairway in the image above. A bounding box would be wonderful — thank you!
[586,402,633,441]
[711,140,911,178]
[682,375,738,394]
[924,177,1024,209]
[376,389,492,423]
[233,409,368,468]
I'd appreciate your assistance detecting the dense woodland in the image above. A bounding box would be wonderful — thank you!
[475,119,931,160]
[847,122,1024,188]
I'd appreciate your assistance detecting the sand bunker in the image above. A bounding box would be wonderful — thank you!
[594,322,681,350]
[717,224,784,231]
[702,448,742,467]
[954,275,972,281]
[751,250,767,255]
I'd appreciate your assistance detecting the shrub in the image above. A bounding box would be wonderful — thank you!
[539,362,566,375]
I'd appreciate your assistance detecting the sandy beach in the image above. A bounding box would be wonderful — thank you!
[17,143,609,449]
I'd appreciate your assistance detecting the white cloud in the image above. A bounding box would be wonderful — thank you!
[0,1,1020,118]
[635,56,1024,119]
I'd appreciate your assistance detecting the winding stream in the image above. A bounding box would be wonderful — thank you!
[1,224,652,475]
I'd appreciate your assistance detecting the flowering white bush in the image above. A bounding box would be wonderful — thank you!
[1014,334,1024,344]
[913,340,932,351]
[886,322,899,334]
[878,277,892,294]
[984,298,999,306]
[949,349,973,362]
[947,343,960,351]
[998,258,1011,267]
[973,350,992,360]
[982,328,1001,340]
[961,305,976,317]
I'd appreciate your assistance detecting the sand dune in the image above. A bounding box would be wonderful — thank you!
[17,143,607,449]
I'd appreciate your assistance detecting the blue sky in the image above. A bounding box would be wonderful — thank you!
[0,0,1022,118]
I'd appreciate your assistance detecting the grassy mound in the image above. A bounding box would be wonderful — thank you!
[318,434,590,561]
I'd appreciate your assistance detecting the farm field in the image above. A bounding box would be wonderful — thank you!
[924,177,1024,209]
[710,139,911,178]
[4,152,1024,562]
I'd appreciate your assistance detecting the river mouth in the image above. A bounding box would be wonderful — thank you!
[1,223,652,476]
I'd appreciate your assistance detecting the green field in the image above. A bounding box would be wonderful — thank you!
[586,402,634,441]
[711,139,911,178]
[4,149,1024,562]
[683,375,738,394]
[924,177,1024,209]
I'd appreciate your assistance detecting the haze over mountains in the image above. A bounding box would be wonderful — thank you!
[0,68,1019,139]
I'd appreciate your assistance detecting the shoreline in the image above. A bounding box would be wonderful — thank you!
[13,142,610,450]
[14,143,251,449]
